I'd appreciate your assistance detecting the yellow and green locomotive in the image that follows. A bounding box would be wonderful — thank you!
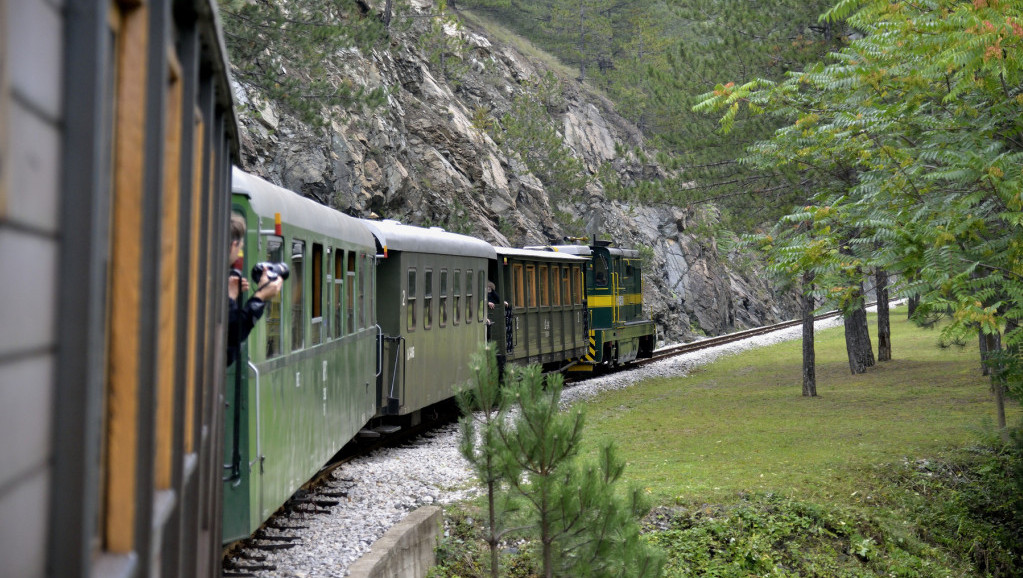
[536,242,657,370]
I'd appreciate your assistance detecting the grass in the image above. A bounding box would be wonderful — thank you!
[581,311,1021,508]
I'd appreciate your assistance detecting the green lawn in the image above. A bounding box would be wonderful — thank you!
[581,311,1022,507]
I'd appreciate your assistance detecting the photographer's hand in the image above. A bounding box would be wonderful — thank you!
[253,274,283,301]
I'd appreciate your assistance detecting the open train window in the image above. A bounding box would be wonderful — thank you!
[265,236,284,357]
[407,268,417,332]
[453,269,461,325]
[358,253,367,330]
[526,265,536,308]
[561,267,570,306]
[572,265,583,305]
[346,252,356,334]
[539,266,550,307]
[424,269,433,329]
[465,270,473,324]
[439,269,448,328]
[512,264,524,308]
[291,240,305,351]
[333,249,344,338]
[478,274,487,322]
[311,243,323,345]
[594,254,609,287]
[551,266,561,306]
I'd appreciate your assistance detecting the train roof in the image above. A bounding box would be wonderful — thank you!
[528,244,643,259]
[496,246,589,263]
[360,220,497,259]
[231,168,376,247]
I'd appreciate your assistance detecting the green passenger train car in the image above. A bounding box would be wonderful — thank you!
[223,169,380,543]
[538,243,656,370]
[362,220,496,420]
[491,247,590,370]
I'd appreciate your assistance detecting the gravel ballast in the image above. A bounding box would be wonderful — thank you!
[234,315,847,577]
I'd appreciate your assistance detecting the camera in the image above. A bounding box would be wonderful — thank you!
[251,262,290,283]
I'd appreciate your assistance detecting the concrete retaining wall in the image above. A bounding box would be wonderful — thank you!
[347,506,443,578]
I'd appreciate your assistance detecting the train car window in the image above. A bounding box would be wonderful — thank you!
[453,269,461,325]
[572,265,583,305]
[358,253,367,330]
[424,269,433,329]
[265,237,285,357]
[333,250,344,338]
[367,253,375,326]
[594,254,609,287]
[291,240,306,351]
[561,267,571,306]
[439,269,448,328]
[478,274,486,322]
[526,265,537,308]
[346,252,356,334]
[465,270,473,324]
[311,243,323,345]
[625,262,635,279]
[407,268,417,332]
[512,264,524,308]
[539,266,550,307]
[552,265,560,306]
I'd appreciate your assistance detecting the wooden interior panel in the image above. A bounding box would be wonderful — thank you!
[105,0,149,553]
[155,50,182,490]
[184,113,204,454]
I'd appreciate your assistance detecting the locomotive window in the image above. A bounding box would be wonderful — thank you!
[465,270,473,324]
[453,269,461,325]
[291,240,305,351]
[333,250,344,338]
[407,269,417,332]
[439,269,448,328]
[526,265,536,308]
[594,254,609,287]
[551,266,561,307]
[572,265,583,305]
[512,264,524,308]
[311,243,323,345]
[625,262,635,279]
[478,274,486,322]
[539,266,549,307]
[424,269,433,329]
[561,267,570,306]
[358,253,367,330]
[265,237,284,357]
[346,252,356,334]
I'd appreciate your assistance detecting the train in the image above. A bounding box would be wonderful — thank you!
[2,0,239,575]
[223,169,656,542]
[1,0,654,574]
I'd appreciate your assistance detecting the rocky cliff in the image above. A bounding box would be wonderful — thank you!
[232,0,799,343]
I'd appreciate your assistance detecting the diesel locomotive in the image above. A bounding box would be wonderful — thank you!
[222,170,657,543]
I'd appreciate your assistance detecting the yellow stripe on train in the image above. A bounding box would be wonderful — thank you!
[587,293,643,308]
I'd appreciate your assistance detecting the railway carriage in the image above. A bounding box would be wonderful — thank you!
[363,220,496,422]
[1,0,240,575]
[490,247,590,370]
[536,243,656,369]
[223,169,380,542]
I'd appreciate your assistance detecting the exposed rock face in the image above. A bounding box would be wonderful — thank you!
[234,0,798,343]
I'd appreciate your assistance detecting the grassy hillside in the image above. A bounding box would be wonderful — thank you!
[583,312,1018,505]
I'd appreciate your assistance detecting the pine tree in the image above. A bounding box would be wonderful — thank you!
[454,345,519,578]
[497,365,663,577]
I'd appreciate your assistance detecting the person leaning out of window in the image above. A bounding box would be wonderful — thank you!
[227,213,282,366]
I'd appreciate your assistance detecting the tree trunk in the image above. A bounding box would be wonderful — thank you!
[983,332,1008,441]
[801,271,817,397]
[843,284,875,374]
[875,268,891,362]
[979,329,990,376]
[907,294,919,319]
